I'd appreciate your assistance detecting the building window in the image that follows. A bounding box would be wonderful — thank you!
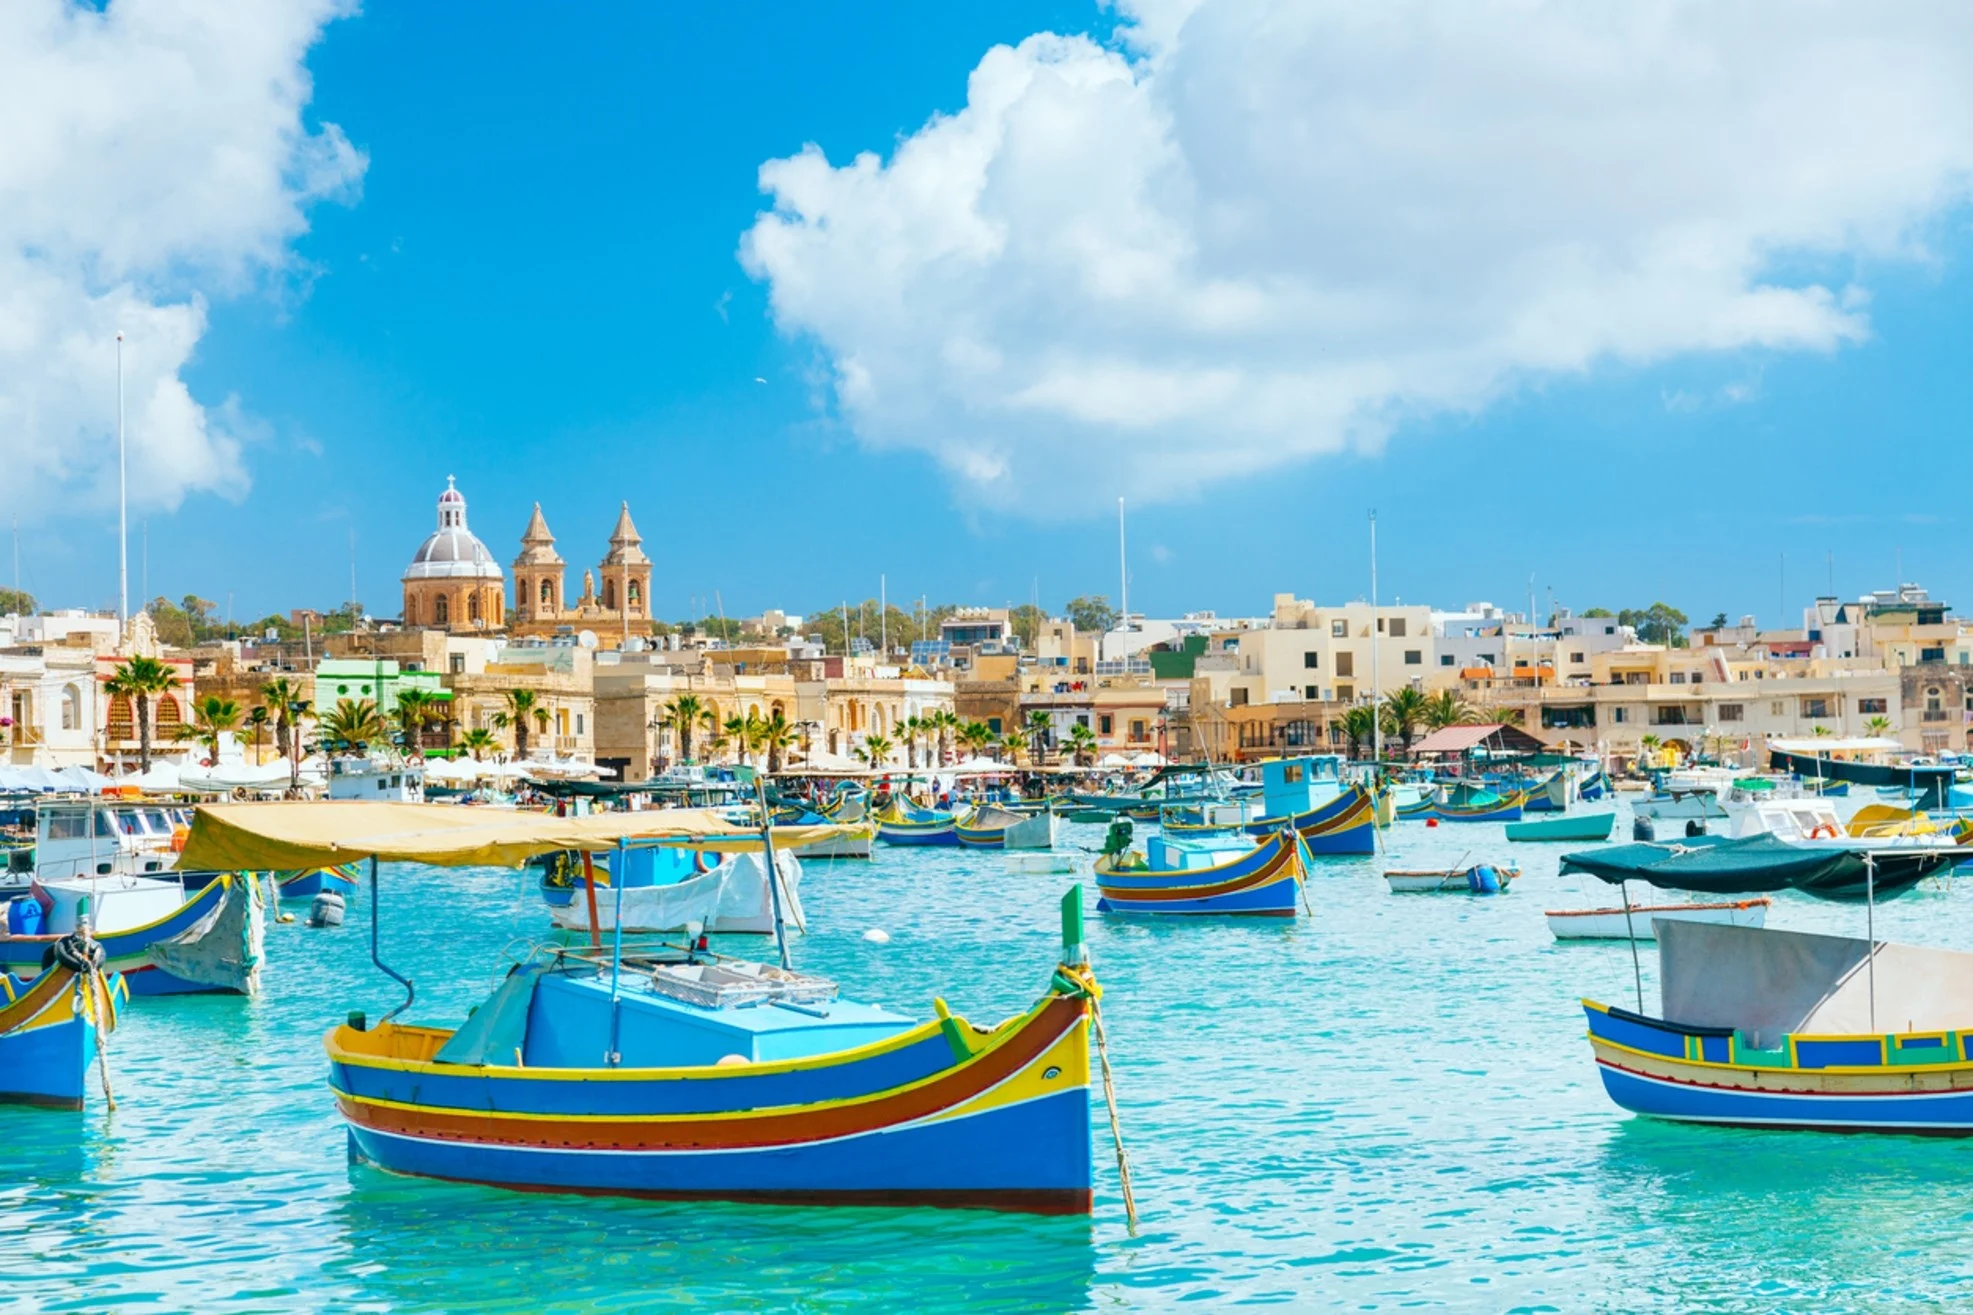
[1440,655,1455,667]
[1802,697,1833,719]
[1331,620,1346,638]
[1230,688,1249,707]
[576,713,585,735]
[1335,684,1354,702]
[1922,647,1947,663]
[1336,651,1355,678]
[628,581,641,608]
[1388,618,1406,638]
[469,593,481,623]
[1858,698,1887,715]
[435,595,449,626]
[1669,672,1686,684]
[1570,652,1585,664]
[1718,703,1744,722]
[1771,701,1784,716]
[1304,685,1319,700]
[1612,707,1627,723]
[603,580,617,610]
[1303,652,1319,669]
[60,684,80,732]
[1099,714,1113,735]
[449,654,465,675]
[1404,650,1421,665]
[1129,719,1147,741]
[539,579,554,607]
[1926,687,1943,713]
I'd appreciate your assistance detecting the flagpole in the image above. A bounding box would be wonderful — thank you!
[117,331,128,630]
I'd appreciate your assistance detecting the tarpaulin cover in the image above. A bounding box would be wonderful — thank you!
[1560,834,1948,902]
[175,801,854,872]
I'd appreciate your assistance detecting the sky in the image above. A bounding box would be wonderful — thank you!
[5,0,1973,632]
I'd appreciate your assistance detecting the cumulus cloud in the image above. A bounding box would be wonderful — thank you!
[0,0,363,519]
[742,0,1973,513]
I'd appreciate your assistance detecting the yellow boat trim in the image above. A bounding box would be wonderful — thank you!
[1586,1028,1973,1078]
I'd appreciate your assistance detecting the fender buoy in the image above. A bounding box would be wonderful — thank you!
[43,933,105,974]
[1808,823,1839,840]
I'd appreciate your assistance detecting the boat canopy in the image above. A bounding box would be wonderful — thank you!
[1560,834,1941,902]
[174,800,855,871]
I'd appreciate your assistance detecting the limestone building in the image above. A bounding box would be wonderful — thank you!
[401,478,506,633]
[510,502,652,642]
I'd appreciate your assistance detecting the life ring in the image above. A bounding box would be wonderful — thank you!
[170,826,190,853]
[1808,823,1838,840]
[43,933,105,974]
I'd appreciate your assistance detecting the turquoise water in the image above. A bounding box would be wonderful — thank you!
[10,808,1973,1311]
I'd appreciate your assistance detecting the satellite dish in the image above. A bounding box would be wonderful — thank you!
[578,630,599,650]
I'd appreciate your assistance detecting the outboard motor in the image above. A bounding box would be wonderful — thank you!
[1101,816,1135,859]
[308,892,346,929]
[1632,815,1657,842]
[1685,818,1708,838]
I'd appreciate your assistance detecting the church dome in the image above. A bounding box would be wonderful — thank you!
[403,477,504,583]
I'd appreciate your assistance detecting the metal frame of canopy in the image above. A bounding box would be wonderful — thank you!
[175,796,851,1035]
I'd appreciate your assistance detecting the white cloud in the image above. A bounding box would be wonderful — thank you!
[0,0,363,519]
[742,1,1973,514]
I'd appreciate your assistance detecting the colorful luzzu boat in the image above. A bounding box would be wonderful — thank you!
[1428,790,1525,823]
[278,864,361,900]
[955,805,1058,850]
[0,939,126,1110]
[874,799,960,847]
[1236,757,1376,856]
[175,800,1099,1212]
[1095,829,1305,917]
[0,873,262,996]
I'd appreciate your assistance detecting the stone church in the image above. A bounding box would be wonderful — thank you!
[510,501,652,639]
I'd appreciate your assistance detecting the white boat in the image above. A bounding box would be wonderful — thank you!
[1385,864,1517,893]
[791,825,873,859]
[1545,898,1771,941]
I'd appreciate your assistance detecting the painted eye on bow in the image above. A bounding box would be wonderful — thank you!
[1042,1066,1062,1080]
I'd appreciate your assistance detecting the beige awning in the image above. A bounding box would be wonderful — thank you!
[175,801,853,871]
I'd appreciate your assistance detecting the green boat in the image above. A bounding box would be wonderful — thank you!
[1504,811,1617,842]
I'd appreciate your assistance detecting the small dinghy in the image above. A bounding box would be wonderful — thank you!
[1545,897,1771,941]
[1384,864,1517,894]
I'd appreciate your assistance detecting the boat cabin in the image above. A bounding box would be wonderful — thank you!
[327,758,427,803]
[1259,755,1345,820]
[32,800,193,882]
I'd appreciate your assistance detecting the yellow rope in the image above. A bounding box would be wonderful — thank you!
[87,964,116,1114]
[1087,992,1139,1235]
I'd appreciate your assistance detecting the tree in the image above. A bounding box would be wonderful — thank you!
[1618,602,1689,648]
[1421,689,1475,731]
[1339,705,1377,760]
[0,587,34,616]
[492,689,543,758]
[393,688,441,761]
[181,695,242,767]
[1026,709,1054,766]
[662,693,707,764]
[1065,596,1117,634]
[760,710,798,774]
[1008,604,1044,650]
[318,698,385,754]
[926,708,960,765]
[246,705,271,764]
[1811,723,1832,737]
[105,656,180,772]
[460,727,499,761]
[1709,612,1729,630]
[957,720,995,759]
[1380,686,1429,755]
[259,676,309,788]
[1580,607,1615,619]
[1864,715,1893,737]
[856,734,894,770]
[895,715,922,770]
[1066,722,1098,766]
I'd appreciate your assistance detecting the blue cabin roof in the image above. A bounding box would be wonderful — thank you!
[1260,755,1345,818]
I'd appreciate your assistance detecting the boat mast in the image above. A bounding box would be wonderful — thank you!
[1117,497,1128,662]
[116,331,127,631]
[1369,509,1380,768]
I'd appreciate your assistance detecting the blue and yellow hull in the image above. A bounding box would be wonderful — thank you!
[1242,786,1376,855]
[0,877,242,997]
[876,816,960,847]
[327,982,1094,1211]
[1095,831,1300,917]
[279,865,360,900]
[0,964,124,1110]
[1586,1001,1973,1133]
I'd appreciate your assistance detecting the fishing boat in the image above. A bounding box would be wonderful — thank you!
[1384,864,1517,894]
[539,846,715,911]
[1561,834,1956,902]
[1238,757,1376,856]
[175,801,1101,1213]
[1520,768,1577,813]
[1159,800,1253,836]
[874,799,959,847]
[1428,791,1525,823]
[0,936,126,1110]
[277,864,360,899]
[956,805,1058,850]
[1504,812,1616,843]
[1585,919,1973,1133]
[1768,739,1956,809]
[0,872,263,995]
[1545,898,1769,941]
[1094,829,1304,917]
[789,797,874,859]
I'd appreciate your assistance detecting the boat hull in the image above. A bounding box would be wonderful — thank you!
[1242,786,1376,856]
[876,822,959,846]
[1586,1001,1973,1133]
[1505,812,1617,842]
[1545,899,1769,941]
[0,875,261,997]
[0,964,121,1110]
[279,866,359,900]
[1095,832,1300,916]
[1384,866,1516,894]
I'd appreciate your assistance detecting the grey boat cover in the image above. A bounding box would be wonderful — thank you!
[1560,834,1942,902]
[1660,920,1973,1047]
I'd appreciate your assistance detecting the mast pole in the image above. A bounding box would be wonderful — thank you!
[1370,509,1380,767]
[1117,496,1127,661]
[116,332,127,630]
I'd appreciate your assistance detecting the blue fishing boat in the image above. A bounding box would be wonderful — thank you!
[536,847,713,911]
[177,800,1101,1213]
[874,799,959,847]
[1094,829,1304,917]
[955,805,1058,849]
[1237,757,1375,856]
[0,936,125,1110]
[0,873,262,996]
[1428,790,1525,823]
[278,864,360,900]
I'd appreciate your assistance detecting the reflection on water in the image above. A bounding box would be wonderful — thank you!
[7,804,1973,1309]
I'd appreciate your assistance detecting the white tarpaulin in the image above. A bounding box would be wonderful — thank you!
[547,849,804,936]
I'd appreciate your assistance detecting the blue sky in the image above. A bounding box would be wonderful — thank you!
[10,2,1973,631]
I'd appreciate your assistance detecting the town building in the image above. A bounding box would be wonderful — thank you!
[401,478,507,634]
[509,502,652,644]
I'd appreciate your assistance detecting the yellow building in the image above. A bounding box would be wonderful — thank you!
[401,478,507,633]
[510,502,652,644]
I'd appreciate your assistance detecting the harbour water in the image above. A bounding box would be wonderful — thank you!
[10,810,1973,1311]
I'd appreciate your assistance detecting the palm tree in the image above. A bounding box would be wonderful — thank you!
[1026,709,1053,766]
[491,688,543,759]
[181,694,242,767]
[393,688,440,762]
[1811,723,1832,737]
[259,676,301,769]
[1421,689,1475,731]
[460,727,499,761]
[856,734,894,770]
[1864,714,1893,738]
[997,732,1026,765]
[105,656,179,771]
[928,708,959,766]
[246,704,271,764]
[318,698,385,754]
[957,720,994,760]
[1339,705,1377,760]
[1380,686,1429,756]
[1066,722,1098,766]
[760,710,798,774]
[663,692,707,763]
[1638,733,1662,770]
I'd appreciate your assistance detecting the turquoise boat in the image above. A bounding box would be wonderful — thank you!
[1504,812,1616,842]
[0,937,125,1110]
[874,799,959,846]
[1238,757,1376,856]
